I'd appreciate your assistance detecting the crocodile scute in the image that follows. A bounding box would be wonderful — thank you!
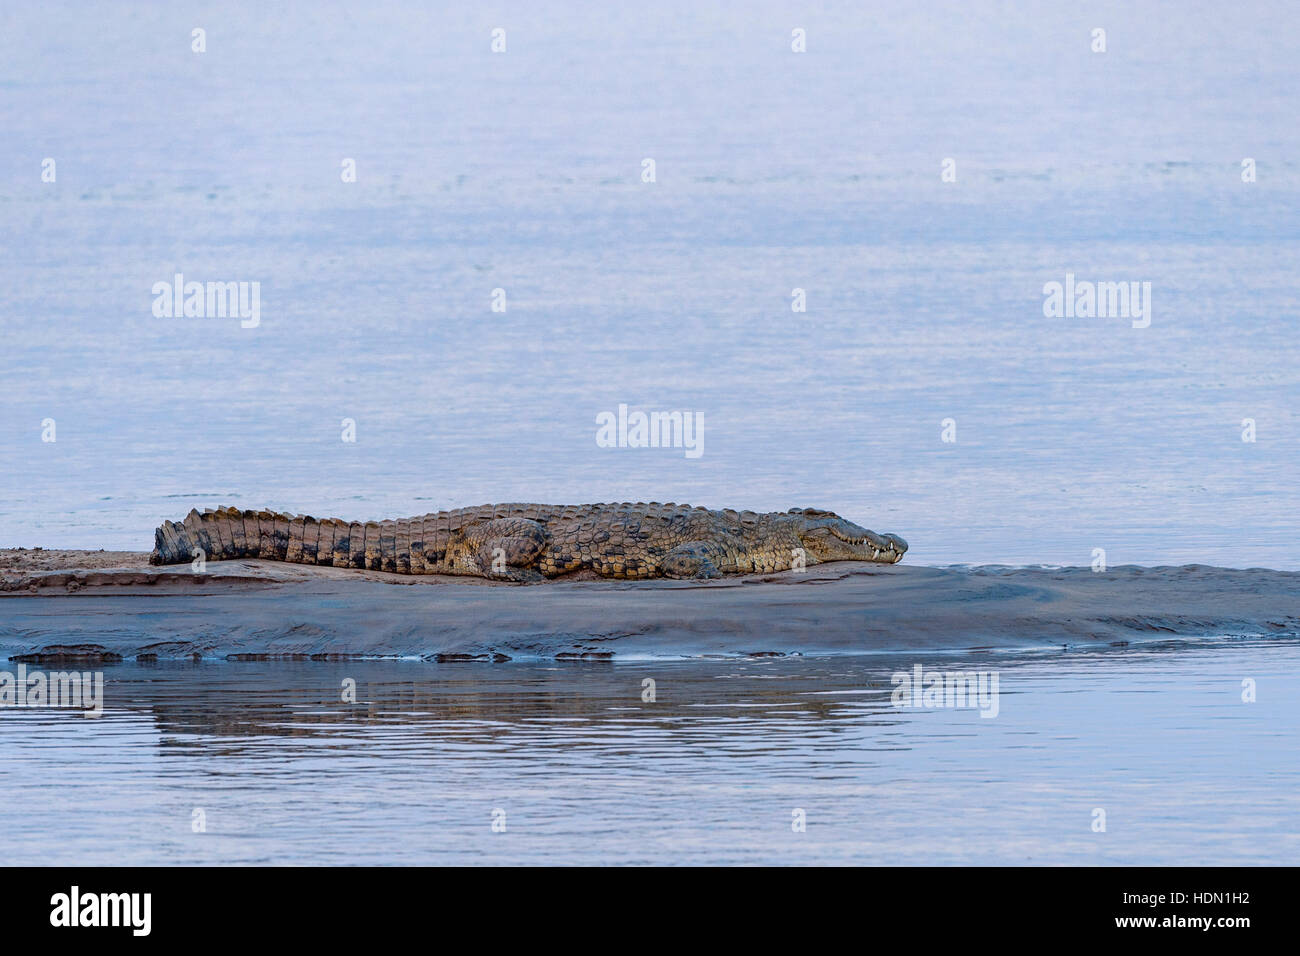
[150,503,907,581]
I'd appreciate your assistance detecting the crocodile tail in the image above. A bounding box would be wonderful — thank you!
[149,516,197,565]
[149,507,405,569]
[150,506,293,565]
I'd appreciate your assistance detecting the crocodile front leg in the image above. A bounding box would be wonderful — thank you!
[660,541,727,579]
[445,517,548,581]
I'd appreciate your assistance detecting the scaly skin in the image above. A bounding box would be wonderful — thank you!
[150,503,907,581]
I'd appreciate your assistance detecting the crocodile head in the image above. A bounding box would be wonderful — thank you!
[788,508,907,564]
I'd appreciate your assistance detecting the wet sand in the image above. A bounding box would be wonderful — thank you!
[0,548,151,573]
[1,551,1296,662]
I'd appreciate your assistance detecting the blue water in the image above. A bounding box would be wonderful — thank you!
[1,0,1297,568]
[1,2,1298,865]
[1,645,1296,865]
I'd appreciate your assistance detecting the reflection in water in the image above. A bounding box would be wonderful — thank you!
[2,641,1297,865]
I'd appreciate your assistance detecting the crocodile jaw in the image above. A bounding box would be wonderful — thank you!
[795,512,908,564]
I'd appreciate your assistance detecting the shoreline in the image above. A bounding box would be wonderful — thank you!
[2,551,1297,664]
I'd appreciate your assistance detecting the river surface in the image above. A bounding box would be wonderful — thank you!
[1,0,1298,569]
[1,640,1296,865]
[1,2,1297,866]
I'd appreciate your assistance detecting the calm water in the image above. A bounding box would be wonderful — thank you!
[2,3,1297,865]
[1,642,1296,865]
[1,1,1298,568]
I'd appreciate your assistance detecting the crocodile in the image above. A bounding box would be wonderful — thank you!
[149,503,907,581]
